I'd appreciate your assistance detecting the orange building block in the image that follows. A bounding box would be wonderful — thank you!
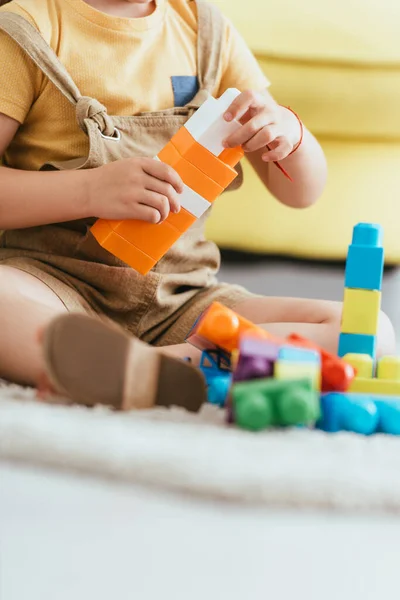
[219,146,245,168]
[91,220,156,274]
[91,219,115,245]
[170,127,237,188]
[186,302,275,354]
[157,142,181,169]
[181,142,237,188]
[166,207,197,233]
[170,127,196,156]
[109,219,181,261]
[172,127,244,169]
[158,143,223,203]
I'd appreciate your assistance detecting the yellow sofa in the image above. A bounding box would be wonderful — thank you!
[207,0,400,263]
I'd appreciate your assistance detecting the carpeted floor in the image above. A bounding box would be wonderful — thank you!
[2,379,400,514]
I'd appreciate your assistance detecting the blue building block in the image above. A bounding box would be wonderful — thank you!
[277,345,320,365]
[338,332,376,359]
[344,223,384,291]
[344,246,384,291]
[317,392,400,436]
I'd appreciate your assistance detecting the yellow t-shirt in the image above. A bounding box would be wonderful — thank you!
[0,0,268,170]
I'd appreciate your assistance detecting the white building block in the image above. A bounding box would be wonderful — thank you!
[184,88,242,156]
[184,96,220,140]
[179,184,211,218]
[198,118,241,156]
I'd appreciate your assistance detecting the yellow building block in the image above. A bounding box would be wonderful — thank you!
[349,377,400,396]
[274,362,321,391]
[342,353,373,378]
[377,356,400,381]
[341,288,381,336]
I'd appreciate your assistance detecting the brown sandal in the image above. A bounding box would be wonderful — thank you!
[42,314,207,412]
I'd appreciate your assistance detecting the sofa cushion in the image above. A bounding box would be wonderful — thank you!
[206,140,400,263]
[215,0,400,139]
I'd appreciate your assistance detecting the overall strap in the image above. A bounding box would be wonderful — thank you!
[194,0,226,94]
[0,12,115,136]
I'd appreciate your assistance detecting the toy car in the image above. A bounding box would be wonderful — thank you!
[199,350,232,407]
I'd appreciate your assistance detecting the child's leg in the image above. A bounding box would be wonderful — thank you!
[0,265,67,385]
[161,296,396,363]
[233,296,396,357]
[40,313,206,412]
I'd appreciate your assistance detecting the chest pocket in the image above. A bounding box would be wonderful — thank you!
[171,76,200,107]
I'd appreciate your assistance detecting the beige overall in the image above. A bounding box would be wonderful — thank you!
[0,3,255,346]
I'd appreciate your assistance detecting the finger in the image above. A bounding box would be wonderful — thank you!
[142,158,184,194]
[140,191,170,222]
[224,90,264,123]
[224,114,274,149]
[261,137,292,162]
[242,125,279,154]
[143,174,181,214]
[133,203,163,224]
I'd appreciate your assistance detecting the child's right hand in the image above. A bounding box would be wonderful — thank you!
[88,157,183,223]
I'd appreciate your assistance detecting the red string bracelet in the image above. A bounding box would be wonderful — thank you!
[285,106,304,156]
[269,106,304,182]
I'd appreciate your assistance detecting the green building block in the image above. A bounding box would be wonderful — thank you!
[232,378,320,432]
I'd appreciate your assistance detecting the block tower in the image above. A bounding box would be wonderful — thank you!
[90,88,245,275]
[338,223,384,361]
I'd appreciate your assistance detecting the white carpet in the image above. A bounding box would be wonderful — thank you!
[1,380,400,513]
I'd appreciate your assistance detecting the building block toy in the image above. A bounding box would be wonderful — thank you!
[377,356,400,380]
[274,362,321,391]
[287,333,355,392]
[186,301,277,355]
[277,345,320,364]
[233,336,279,382]
[349,376,400,396]
[232,378,320,432]
[199,350,232,407]
[341,288,381,336]
[338,332,376,359]
[342,353,374,378]
[338,223,383,360]
[344,223,384,291]
[318,392,400,436]
[274,345,321,390]
[91,89,245,275]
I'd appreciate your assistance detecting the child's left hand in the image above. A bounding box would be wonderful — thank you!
[223,90,301,163]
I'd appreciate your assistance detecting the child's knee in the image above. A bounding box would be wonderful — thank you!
[321,303,395,357]
[321,301,342,328]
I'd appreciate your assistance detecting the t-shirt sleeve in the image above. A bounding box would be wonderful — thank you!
[0,16,42,124]
[217,16,270,95]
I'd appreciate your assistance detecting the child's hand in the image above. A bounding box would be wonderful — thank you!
[223,90,301,163]
[89,157,183,223]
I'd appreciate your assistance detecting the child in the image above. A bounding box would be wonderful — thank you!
[0,0,395,411]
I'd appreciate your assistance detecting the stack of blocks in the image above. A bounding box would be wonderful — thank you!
[90,89,244,275]
[320,223,400,435]
[338,223,384,360]
[187,302,355,432]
